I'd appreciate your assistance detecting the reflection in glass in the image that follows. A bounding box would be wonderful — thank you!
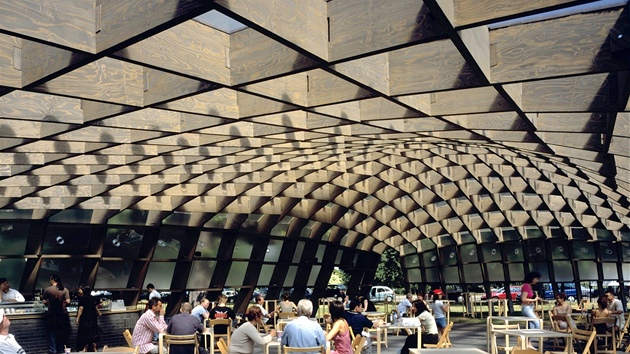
[425,267,439,282]
[37,258,85,290]
[507,263,524,281]
[292,242,305,263]
[49,210,94,224]
[482,243,502,262]
[264,240,283,262]
[232,236,254,259]
[108,210,149,225]
[270,216,292,237]
[162,211,192,226]
[0,223,29,256]
[257,265,274,286]
[622,263,630,279]
[422,251,439,266]
[599,243,617,262]
[153,228,187,259]
[549,239,569,259]
[307,265,321,286]
[601,263,618,279]
[440,245,458,266]
[577,261,598,280]
[407,268,422,283]
[103,228,144,258]
[505,242,524,262]
[94,261,132,289]
[463,264,483,283]
[460,244,478,263]
[225,261,248,287]
[195,231,221,258]
[0,259,26,291]
[299,221,317,238]
[553,260,573,282]
[486,263,505,281]
[527,239,547,262]
[528,262,549,282]
[203,213,229,229]
[572,241,595,260]
[187,261,216,288]
[403,254,420,268]
[283,266,298,287]
[42,225,93,255]
[145,262,176,289]
[443,266,459,283]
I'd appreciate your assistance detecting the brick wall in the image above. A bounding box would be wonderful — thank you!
[10,310,141,353]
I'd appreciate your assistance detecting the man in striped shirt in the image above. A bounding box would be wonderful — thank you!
[0,309,25,354]
[132,297,167,354]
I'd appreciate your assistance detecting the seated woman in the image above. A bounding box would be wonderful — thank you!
[552,292,572,330]
[400,300,439,354]
[326,301,352,354]
[591,296,611,334]
[228,306,275,354]
[278,293,297,314]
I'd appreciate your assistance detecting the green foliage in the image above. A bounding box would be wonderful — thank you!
[374,248,405,289]
[329,268,350,285]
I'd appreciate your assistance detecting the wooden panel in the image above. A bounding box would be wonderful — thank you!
[431,86,511,115]
[96,0,210,53]
[21,39,87,87]
[522,73,614,112]
[307,70,373,107]
[143,67,217,106]
[0,91,83,124]
[216,0,328,60]
[389,40,483,95]
[442,112,530,130]
[328,0,442,61]
[33,57,144,106]
[0,0,95,52]
[458,25,491,79]
[613,112,629,137]
[157,88,239,118]
[236,91,300,118]
[454,0,578,26]
[0,118,71,139]
[359,97,422,121]
[533,113,606,132]
[230,28,318,85]
[241,72,308,106]
[490,9,628,83]
[332,53,389,95]
[0,35,22,88]
[115,20,230,85]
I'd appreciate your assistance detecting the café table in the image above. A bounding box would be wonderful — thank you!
[492,328,572,353]
[378,323,422,354]
[410,348,489,354]
[486,316,544,353]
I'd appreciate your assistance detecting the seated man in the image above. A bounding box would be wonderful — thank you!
[281,299,326,352]
[344,299,382,338]
[192,298,210,324]
[0,279,25,303]
[132,297,168,354]
[167,302,205,354]
[0,309,25,354]
[395,293,413,319]
[209,294,236,335]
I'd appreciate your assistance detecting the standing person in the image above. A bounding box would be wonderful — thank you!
[281,299,326,351]
[326,301,351,354]
[0,309,26,354]
[521,271,541,350]
[430,289,449,336]
[400,300,439,354]
[167,302,205,354]
[0,279,24,303]
[228,306,275,354]
[278,293,297,314]
[43,274,71,354]
[552,292,572,330]
[209,294,236,335]
[132,297,167,354]
[75,285,101,352]
[605,289,625,332]
[146,284,161,300]
[192,298,210,324]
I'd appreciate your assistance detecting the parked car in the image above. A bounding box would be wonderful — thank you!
[481,286,521,301]
[446,285,485,302]
[543,283,592,302]
[368,286,395,302]
[222,288,238,302]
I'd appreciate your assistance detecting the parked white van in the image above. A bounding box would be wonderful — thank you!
[369,286,395,302]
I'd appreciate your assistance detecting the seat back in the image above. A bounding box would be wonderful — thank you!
[211,318,233,345]
[424,322,453,348]
[351,335,366,354]
[570,329,597,354]
[164,333,199,354]
[102,345,140,353]
[217,338,228,354]
[123,329,134,348]
[512,349,539,354]
[283,346,325,354]
[279,312,296,319]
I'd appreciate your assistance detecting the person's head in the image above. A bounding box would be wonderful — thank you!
[78,285,91,297]
[349,299,362,312]
[147,283,155,291]
[329,300,345,322]
[406,293,413,300]
[245,305,263,322]
[555,292,566,303]
[433,289,444,298]
[200,298,210,308]
[282,293,291,301]
[412,300,428,314]
[148,297,163,314]
[255,295,265,305]
[180,302,192,313]
[0,309,10,335]
[50,274,64,290]
[604,289,616,302]
[597,296,608,309]
[297,299,313,317]
[217,294,227,305]
[524,271,541,284]
[0,278,9,293]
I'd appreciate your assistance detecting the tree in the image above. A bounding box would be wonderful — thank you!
[329,267,350,285]
[374,248,405,289]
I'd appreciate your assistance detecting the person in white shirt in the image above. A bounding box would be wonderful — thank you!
[146,284,161,300]
[254,295,276,324]
[0,309,26,354]
[605,289,625,331]
[0,279,24,303]
[395,293,413,320]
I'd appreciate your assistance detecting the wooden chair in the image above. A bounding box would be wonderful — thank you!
[102,345,139,353]
[513,350,539,354]
[365,313,387,348]
[544,328,597,354]
[351,335,366,354]
[217,338,228,354]
[163,333,200,354]
[491,323,520,354]
[591,317,616,353]
[550,314,570,349]
[210,318,233,347]
[424,321,453,349]
[123,329,134,348]
[618,313,630,349]
[283,346,325,354]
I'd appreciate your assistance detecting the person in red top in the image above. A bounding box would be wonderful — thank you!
[132,297,167,354]
[209,294,236,335]
[521,271,541,350]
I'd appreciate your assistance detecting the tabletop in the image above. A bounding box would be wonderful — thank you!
[410,348,489,354]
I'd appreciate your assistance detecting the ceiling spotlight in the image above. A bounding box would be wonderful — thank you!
[56,236,65,245]
[112,238,121,247]
[157,240,167,247]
